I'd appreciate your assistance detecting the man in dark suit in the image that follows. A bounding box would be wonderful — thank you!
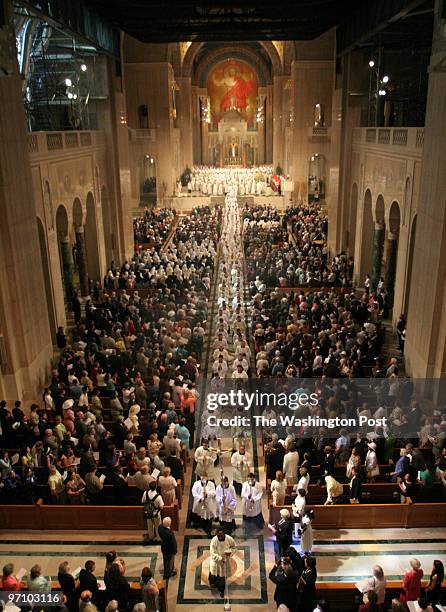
[164,449,184,482]
[349,466,363,504]
[158,516,177,579]
[78,560,99,605]
[322,445,335,477]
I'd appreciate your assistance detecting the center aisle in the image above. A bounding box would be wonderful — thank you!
[177,184,270,609]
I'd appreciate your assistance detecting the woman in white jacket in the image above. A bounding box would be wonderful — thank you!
[365,441,380,482]
[292,488,307,538]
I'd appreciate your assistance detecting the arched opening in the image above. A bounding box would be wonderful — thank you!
[359,189,374,285]
[101,186,113,267]
[85,192,101,284]
[404,214,417,319]
[36,216,57,339]
[141,155,157,206]
[372,194,385,290]
[308,153,325,204]
[55,204,73,304]
[385,201,401,309]
[348,183,358,254]
[72,197,89,296]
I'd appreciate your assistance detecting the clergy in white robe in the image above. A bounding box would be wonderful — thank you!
[230,447,252,495]
[209,531,237,597]
[215,476,237,534]
[241,473,264,528]
[192,478,216,535]
[195,441,217,480]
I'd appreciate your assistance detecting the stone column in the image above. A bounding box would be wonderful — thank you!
[199,96,209,164]
[404,0,446,380]
[0,0,53,400]
[273,76,286,170]
[371,222,385,291]
[385,232,398,308]
[75,226,89,296]
[59,236,74,303]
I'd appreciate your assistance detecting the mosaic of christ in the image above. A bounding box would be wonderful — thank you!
[207,59,258,127]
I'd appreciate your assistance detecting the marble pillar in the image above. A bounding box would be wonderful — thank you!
[59,236,74,303]
[371,222,385,291]
[0,0,53,400]
[75,227,89,297]
[385,233,398,308]
[404,0,446,379]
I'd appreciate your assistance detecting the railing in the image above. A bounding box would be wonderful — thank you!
[308,126,331,141]
[366,128,376,143]
[392,128,408,146]
[416,128,424,148]
[377,128,390,145]
[64,132,79,148]
[352,127,424,152]
[46,133,63,150]
[27,131,105,156]
[128,127,156,142]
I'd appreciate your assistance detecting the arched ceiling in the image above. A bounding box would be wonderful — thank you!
[182,41,285,85]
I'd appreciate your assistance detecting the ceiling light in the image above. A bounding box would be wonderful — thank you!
[67,92,73,99]
[80,63,87,72]
[382,75,389,84]
[65,78,72,87]
[369,60,375,68]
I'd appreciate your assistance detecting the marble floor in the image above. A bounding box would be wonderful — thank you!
[1,527,445,611]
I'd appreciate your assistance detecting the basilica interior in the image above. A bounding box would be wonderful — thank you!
[0,0,446,611]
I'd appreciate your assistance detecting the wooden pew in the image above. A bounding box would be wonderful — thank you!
[267,482,402,505]
[0,501,179,531]
[269,502,446,529]
[314,580,446,612]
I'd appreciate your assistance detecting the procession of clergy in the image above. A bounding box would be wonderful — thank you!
[182,165,277,196]
[188,182,269,599]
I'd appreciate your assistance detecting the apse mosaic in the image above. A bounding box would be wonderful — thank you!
[206,59,258,127]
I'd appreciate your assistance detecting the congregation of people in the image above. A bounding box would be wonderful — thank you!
[0,168,445,611]
[244,205,353,288]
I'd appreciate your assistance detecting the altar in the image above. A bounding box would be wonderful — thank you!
[207,108,259,167]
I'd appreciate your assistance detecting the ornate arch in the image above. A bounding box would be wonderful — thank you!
[182,42,274,85]
[195,45,271,87]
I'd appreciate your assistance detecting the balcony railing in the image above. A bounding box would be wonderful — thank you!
[353,127,424,151]
[27,131,105,156]
[128,128,156,142]
[308,126,331,142]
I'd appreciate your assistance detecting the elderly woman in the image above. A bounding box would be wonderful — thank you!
[158,467,177,505]
[270,470,287,506]
[28,564,51,593]
[400,558,423,604]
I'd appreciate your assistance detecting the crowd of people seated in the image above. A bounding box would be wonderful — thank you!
[133,208,175,249]
[1,554,164,612]
[104,206,218,291]
[244,205,353,288]
[1,193,446,611]
[0,206,221,508]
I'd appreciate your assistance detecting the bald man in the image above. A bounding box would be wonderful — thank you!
[158,516,177,579]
